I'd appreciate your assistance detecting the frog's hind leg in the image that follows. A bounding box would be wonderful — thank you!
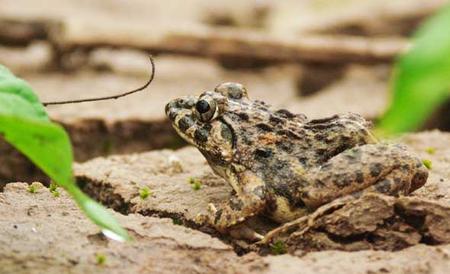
[300,143,428,210]
[359,167,423,196]
[274,169,426,240]
[306,168,424,227]
[261,166,428,244]
[261,143,429,245]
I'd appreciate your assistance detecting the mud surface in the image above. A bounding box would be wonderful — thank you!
[0,183,237,274]
[1,181,449,274]
[0,131,449,273]
[1,1,450,273]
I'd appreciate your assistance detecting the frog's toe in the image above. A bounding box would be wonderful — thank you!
[194,213,209,225]
[229,224,263,241]
[207,203,218,214]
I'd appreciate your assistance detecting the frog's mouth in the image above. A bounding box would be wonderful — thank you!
[165,96,199,146]
[165,97,235,162]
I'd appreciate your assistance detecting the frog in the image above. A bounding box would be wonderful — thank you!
[165,82,428,240]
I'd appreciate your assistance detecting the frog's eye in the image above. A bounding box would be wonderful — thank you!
[195,98,217,122]
[214,82,248,100]
[196,100,210,113]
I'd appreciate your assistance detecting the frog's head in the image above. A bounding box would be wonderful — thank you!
[165,82,249,169]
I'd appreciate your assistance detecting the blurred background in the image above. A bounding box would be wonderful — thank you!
[0,0,448,183]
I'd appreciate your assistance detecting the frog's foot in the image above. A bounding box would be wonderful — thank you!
[194,203,221,228]
[195,203,263,241]
[260,215,309,245]
[229,224,264,241]
[260,195,357,245]
[194,212,208,226]
[306,195,356,226]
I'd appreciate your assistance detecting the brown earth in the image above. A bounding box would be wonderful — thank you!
[1,131,449,274]
[0,183,238,274]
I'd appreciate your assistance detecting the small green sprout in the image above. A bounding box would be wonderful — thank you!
[422,159,432,170]
[270,240,286,255]
[49,182,57,192]
[95,253,106,265]
[172,218,183,225]
[188,177,202,190]
[102,139,113,155]
[192,182,202,190]
[49,182,60,197]
[139,186,152,200]
[51,189,60,197]
[425,147,436,155]
[27,184,37,193]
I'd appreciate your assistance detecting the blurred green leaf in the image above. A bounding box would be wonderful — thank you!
[0,64,130,241]
[0,66,48,121]
[0,116,74,185]
[377,4,450,135]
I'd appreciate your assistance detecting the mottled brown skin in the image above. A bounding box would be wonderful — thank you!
[165,83,428,237]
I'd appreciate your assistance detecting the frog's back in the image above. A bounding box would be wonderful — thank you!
[226,104,374,207]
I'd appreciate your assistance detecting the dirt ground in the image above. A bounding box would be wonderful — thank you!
[1,1,450,274]
[1,185,449,274]
[1,131,449,274]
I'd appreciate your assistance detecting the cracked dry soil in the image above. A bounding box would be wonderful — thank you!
[2,131,447,273]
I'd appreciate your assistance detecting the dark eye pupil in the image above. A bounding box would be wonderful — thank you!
[196,100,210,113]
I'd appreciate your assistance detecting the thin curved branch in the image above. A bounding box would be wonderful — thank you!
[43,55,155,106]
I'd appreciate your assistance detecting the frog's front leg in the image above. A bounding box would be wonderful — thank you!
[301,143,428,210]
[199,170,267,233]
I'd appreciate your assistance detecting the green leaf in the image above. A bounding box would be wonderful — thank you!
[0,93,48,121]
[0,64,130,241]
[0,116,73,185]
[377,4,450,135]
[0,65,48,121]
